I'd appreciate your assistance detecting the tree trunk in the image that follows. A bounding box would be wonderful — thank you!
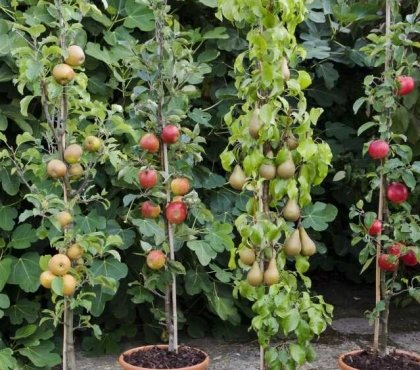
[63,300,76,370]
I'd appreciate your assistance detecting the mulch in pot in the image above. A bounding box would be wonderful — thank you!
[343,349,420,370]
[123,346,206,369]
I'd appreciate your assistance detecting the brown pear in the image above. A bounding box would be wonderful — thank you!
[286,135,299,150]
[264,258,280,286]
[299,227,316,256]
[283,199,300,222]
[259,162,276,180]
[239,247,256,266]
[277,157,295,179]
[229,165,247,191]
[247,262,263,287]
[283,229,301,256]
[248,109,262,139]
[281,58,290,81]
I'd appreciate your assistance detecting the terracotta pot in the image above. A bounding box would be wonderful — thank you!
[118,344,210,370]
[338,349,420,370]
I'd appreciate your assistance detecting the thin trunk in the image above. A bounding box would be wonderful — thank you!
[162,141,178,352]
[373,170,384,352]
[378,270,389,354]
[373,0,392,355]
[62,300,76,370]
[155,0,177,352]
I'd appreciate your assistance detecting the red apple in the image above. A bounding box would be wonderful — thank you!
[368,219,382,236]
[388,243,402,257]
[387,182,409,204]
[378,254,398,272]
[401,249,418,267]
[140,201,161,218]
[396,76,415,96]
[146,250,166,270]
[165,201,188,224]
[138,169,158,189]
[368,140,389,160]
[161,125,180,144]
[170,177,190,196]
[139,133,160,153]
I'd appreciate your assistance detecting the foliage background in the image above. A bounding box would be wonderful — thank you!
[0,0,418,366]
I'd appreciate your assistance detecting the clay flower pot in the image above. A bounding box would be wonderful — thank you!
[119,344,210,370]
[338,349,420,370]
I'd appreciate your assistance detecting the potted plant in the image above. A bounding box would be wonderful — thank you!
[339,2,420,369]
[118,1,216,368]
[217,0,334,369]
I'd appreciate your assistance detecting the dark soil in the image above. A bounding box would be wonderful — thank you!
[123,346,206,369]
[343,350,420,370]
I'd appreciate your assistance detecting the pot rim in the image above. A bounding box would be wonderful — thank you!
[338,348,420,370]
[118,344,210,370]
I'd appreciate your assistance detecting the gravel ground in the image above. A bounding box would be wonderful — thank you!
[75,278,420,369]
[76,321,420,369]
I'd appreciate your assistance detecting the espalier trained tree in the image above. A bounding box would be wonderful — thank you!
[217,0,334,369]
[2,1,127,369]
[349,0,420,359]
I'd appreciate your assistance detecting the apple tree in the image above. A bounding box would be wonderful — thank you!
[349,1,420,355]
[115,0,236,351]
[0,1,128,368]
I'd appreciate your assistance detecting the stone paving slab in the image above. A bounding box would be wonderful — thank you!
[76,319,420,370]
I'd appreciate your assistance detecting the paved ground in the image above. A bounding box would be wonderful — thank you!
[76,278,420,369]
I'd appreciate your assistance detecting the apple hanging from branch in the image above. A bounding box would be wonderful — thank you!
[138,169,158,189]
[396,75,415,96]
[368,139,389,160]
[386,182,409,204]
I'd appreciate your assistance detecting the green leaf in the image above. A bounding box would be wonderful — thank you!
[185,270,211,295]
[6,299,40,325]
[76,209,107,233]
[188,108,212,127]
[203,27,228,39]
[8,224,38,249]
[91,258,128,281]
[0,258,12,291]
[89,285,114,317]
[132,218,166,245]
[51,276,63,296]
[16,132,35,147]
[18,341,61,367]
[315,63,339,90]
[207,294,238,321]
[302,202,338,231]
[123,0,155,31]
[0,292,10,317]
[357,121,376,136]
[187,240,217,266]
[295,256,309,274]
[282,308,300,334]
[20,96,35,117]
[12,324,37,340]
[353,97,366,114]
[0,168,20,196]
[204,222,234,252]
[409,288,420,304]
[0,203,18,231]
[7,252,41,293]
[198,0,218,8]
[0,348,17,370]
[289,343,306,365]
